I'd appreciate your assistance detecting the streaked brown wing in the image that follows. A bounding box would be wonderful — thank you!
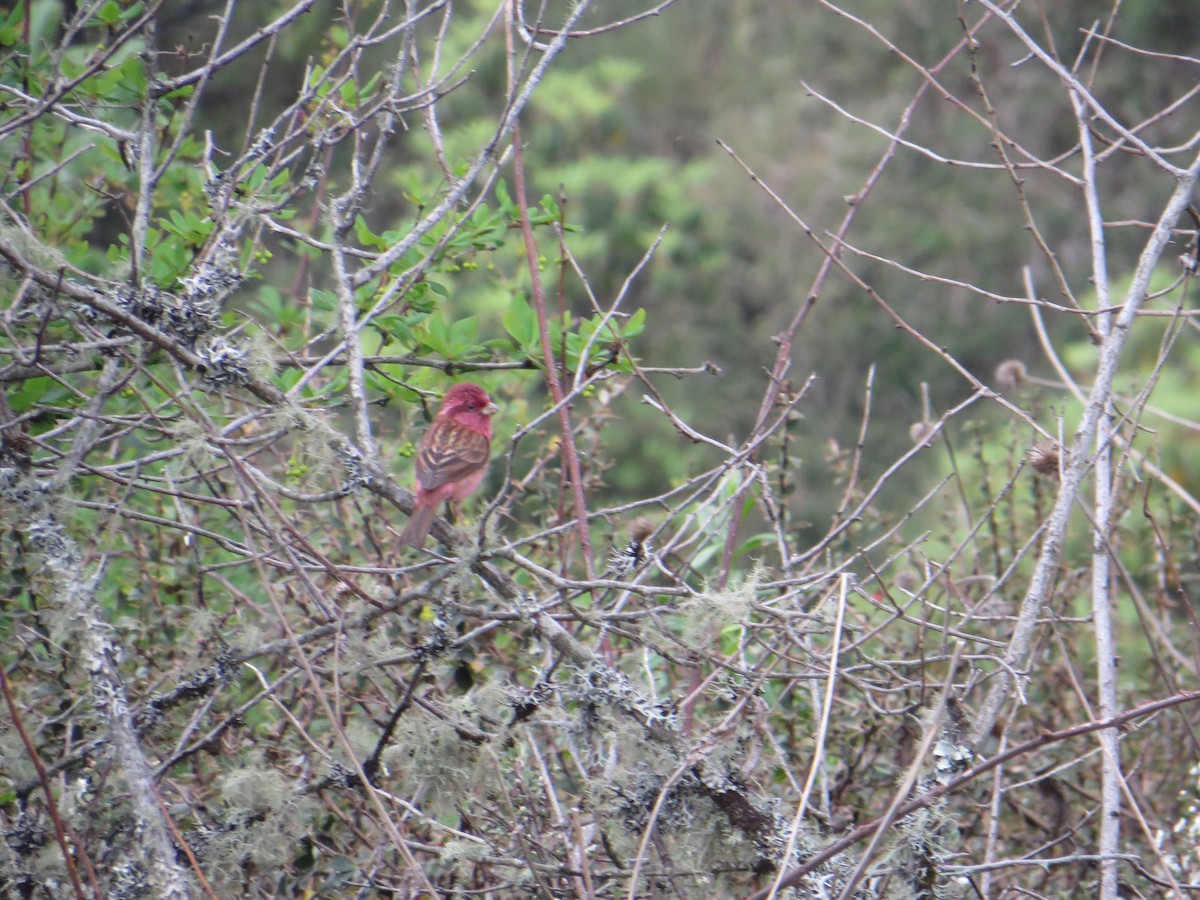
[415,419,490,491]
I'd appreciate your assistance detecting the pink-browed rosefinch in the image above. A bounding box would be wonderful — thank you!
[398,382,498,549]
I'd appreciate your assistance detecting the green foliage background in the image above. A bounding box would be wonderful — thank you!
[2,0,1200,896]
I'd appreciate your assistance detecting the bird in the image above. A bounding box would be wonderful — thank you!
[398,383,498,549]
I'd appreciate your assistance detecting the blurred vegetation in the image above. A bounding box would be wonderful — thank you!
[3,0,1200,895]
[155,0,1200,530]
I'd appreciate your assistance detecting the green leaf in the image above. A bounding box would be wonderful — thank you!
[623,308,646,339]
[361,72,382,99]
[116,54,146,97]
[412,312,480,360]
[10,377,69,415]
[355,214,385,249]
[470,203,498,228]
[720,623,744,656]
[0,4,22,40]
[364,370,391,394]
[502,294,538,350]
[415,312,449,355]
[376,311,428,344]
[495,179,513,214]
[448,316,477,351]
[160,83,195,101]
[96,0,122,27]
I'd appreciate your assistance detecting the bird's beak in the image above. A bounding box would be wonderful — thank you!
[483,401,500,417]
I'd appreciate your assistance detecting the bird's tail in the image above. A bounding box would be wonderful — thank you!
[398,502,437,549]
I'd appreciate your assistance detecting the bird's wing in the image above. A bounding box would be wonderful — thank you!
[415,419,490,491]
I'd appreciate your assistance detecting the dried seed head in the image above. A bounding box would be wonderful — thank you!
[995,359,1028,391]
[607,517,656,576]
[933,698,975,785]
[909,421,937,446]
[628,516,655,544]
[1028,440,1061,477]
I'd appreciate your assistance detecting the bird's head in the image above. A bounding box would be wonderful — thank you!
[438,383,499,423]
